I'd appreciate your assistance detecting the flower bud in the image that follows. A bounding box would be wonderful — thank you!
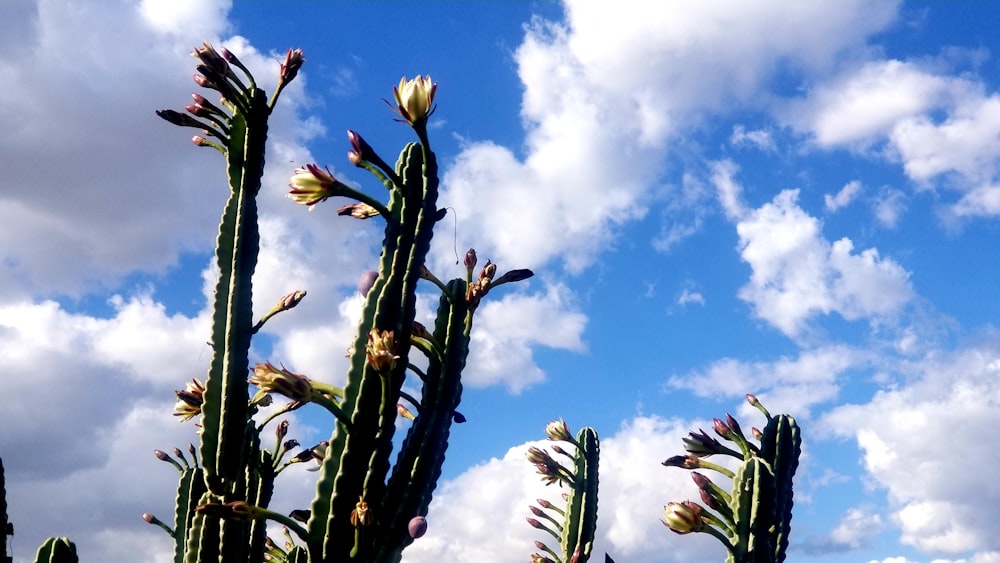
[358,270,378,296]
[662,501,704,534]
[390,75,437,127]
[545,418,573,442]
[408,516,428,539]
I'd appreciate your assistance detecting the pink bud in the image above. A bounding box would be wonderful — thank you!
[358,270,378,296]
[408,516,427,539]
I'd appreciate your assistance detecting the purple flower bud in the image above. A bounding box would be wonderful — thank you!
[408,516,428,539]
[358,270,378,296]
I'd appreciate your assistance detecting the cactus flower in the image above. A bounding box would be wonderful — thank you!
[249,362,314,403]
[288,164,350,209]
[662,501,704,534]
[351,496,372,527]
[173,378,205,422]
[390,75,437,127]
[366,328,399,373]
[544,418,573,442]
[279,48,304,85]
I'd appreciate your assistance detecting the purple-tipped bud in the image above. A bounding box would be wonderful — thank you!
[691,471,712,489]
[358,270,378,296]
[452,411,467,423]
[279,48,305,85]
[154,450,170,461]
[346,130,378,164]
[220,47,242,66]
[536,498,555,510]
[283,439,299,451]
[662,455,697,469]
[408,516,427,539]
[491,268,534,287]
[751,427,763,440]
[713,417,733,439]
[529,505,545,517]
[289,509,310,523]
[464,248,477,271]
[275,420,289,441]
[192,136,211,147]
[142,513,155,523]
[698,487,720,510]
[337,202,380,219]
[726,413,743,436]
[526,517,545,530]
[746,394,759,406]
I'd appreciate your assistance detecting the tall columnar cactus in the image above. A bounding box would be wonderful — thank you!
[661,394,801,563]
[524,420,602,563]
[150,47,532,563]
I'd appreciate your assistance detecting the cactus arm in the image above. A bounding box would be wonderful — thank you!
[32,537,78,563]
[759,415,800,563]
[728,457,776,563]
[375,279,471,562]
[561,427,601,563]
[198,91,268,494]
[184,492,221,563]
[308,141,439,561]
[171,467,207,563]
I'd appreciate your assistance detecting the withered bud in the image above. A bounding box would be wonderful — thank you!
[408,516,427,539]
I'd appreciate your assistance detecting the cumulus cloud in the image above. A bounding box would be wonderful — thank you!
[668,344,869,418]
[803,505,884,554]
[822,341,1000,555]
[711,164,914,339]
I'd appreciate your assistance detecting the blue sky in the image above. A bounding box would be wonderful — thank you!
[3,1,1000,562]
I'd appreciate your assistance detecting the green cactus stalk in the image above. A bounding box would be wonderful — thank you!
[155,54,532,563]
[1,458,11,563]
[32,537,77,563]
[525,421,602,563]
[661,394,802,563]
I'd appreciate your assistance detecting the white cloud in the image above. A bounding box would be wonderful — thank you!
[731,124,777,152]
[873,187,908,228]
[822,341,1000,555]
[825,180,863,212]
[668,345,868,418]
[787,60,953,147]
[464,283,587,393]
[713,167,913,338]
[677,289,705,306]
[403,416,724,563]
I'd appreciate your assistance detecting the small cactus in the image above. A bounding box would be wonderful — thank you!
[661,395,802,563]
[525,421,601,563]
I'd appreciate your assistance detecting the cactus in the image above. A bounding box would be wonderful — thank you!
[661,395,802,563]
[524,421,602,563]
[32,537,77,563]
[150,47,533,562]
[1,458,12,563]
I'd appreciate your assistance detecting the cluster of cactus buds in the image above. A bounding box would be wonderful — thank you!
[524,420,602,563]
[661,394,801,563]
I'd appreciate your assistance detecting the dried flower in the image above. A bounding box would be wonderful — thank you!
[337,202,381,219]
[682,429,726,458]
[196,501,264,521]
[366,328,399,373]
[351,496,372,528]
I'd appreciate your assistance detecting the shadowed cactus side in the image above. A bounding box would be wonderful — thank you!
[661,394,801,563]
[1,458,12,563]
[524,420,602,563]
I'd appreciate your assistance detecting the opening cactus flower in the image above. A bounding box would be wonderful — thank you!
[662,501,705,534]
[391,75,437,127]
[366,328,399,373]
[173,378,205,422]
[288,164,350,209]
[249,362,314,403]
[544,418,573,443]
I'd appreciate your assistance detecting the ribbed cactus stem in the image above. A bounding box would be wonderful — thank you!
[308,140,440,562]
[32,537,78,563]
[560,428,600,563]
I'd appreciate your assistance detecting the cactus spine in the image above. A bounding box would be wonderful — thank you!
[661,395,801,563]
